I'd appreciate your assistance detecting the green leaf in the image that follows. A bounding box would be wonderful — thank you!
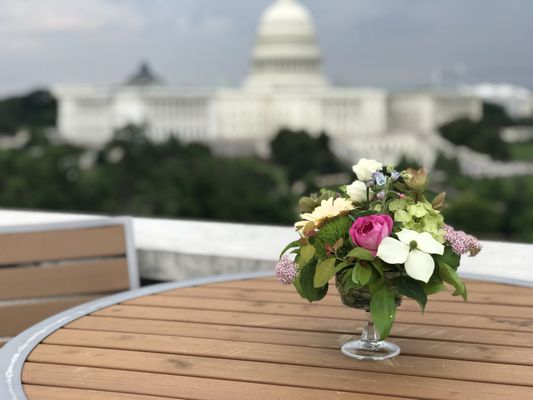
[314,258,336,288]
[299,244,316,267]
[371,258,391,277]
[424,276,447,295]
[439,263,467,301]
[431,192,446,210]
[351,263,360,285]
[370,284,397,339]
[334,260,352,273]
[340,268,358,291]
[356,264,373,287]
[294,261,328,302]
[298,196,317,213]
[332,237,344,251]
[347,247,375,261]
[435,247,461,269]
[398,276,427,312]
[280,240,300,259]
[302,221,316,236]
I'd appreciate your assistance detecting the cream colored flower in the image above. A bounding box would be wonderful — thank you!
[353,159,383,181]
[295,197,354,234]
[346,180,373,203]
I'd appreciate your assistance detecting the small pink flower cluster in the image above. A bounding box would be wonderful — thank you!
[444,225,482,256]
[275,255,298,284]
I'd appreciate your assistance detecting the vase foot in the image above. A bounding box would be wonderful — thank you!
[341,339,400,361]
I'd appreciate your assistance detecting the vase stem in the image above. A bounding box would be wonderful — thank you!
[361,312,380,343]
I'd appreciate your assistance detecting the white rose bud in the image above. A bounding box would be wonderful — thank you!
[352,159,383,181]
[346,180,372,203]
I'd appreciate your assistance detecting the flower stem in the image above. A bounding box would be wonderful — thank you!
[381,181,390,211]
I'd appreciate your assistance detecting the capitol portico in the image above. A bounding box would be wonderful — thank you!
[54,0,483,166]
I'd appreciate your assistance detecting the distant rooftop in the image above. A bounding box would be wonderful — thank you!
[125,62,164,86]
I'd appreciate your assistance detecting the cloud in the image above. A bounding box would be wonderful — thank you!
[0,0,143,35]
[201,16,231,34]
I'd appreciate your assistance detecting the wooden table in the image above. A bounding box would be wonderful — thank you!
[1,273,533,399]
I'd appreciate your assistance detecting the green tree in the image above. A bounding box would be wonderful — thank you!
[73,125,297,224]
[0,90,56,134]
[443,191,503,237]
[438,102,513,160]
[270,129,344,183]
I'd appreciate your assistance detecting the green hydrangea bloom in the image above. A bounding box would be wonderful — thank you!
[394,209,411,223]
[388,199,407,212]
[407,203,428,218]
[388,198,445,242]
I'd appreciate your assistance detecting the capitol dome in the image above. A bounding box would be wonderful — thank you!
[244,0,328,89]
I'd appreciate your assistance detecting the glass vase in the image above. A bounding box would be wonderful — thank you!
[336,275,402,361]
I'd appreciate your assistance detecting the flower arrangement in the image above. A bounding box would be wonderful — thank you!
[276,158,481,343]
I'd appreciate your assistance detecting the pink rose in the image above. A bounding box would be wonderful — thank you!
[349,214,393,255]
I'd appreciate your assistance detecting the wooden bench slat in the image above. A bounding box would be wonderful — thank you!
[66,314,533,348]
[44,328,533,368]
[22,363,404,400]
[0,295,101,337]
[23,385,181,400]
[147,291,533,320]
[0,225,126,265]
[0,258,130,301]
[121,297,533,333]
[29,343,533,387]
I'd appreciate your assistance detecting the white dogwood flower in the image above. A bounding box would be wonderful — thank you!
[376,229,444,283]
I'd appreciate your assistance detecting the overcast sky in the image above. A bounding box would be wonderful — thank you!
[0,0,531,96]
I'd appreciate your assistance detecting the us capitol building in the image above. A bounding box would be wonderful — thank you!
[54,0,483,166]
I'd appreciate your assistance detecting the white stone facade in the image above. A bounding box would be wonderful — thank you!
[53,0,483,165]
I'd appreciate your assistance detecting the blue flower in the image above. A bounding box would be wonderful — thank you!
[372,171,387,186]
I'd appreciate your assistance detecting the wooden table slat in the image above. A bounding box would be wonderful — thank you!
[132,292,533,321]
[66,314,533,348]
[254,277,528,294]
[95,302,533,334]
[22,363,405,400]
[29,343,533,387]
[23,385,182,400]
[43,328,533,368]
[205,280,533,306]
[159,286,533,318]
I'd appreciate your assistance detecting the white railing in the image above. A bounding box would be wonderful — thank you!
[0,209,531,286]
